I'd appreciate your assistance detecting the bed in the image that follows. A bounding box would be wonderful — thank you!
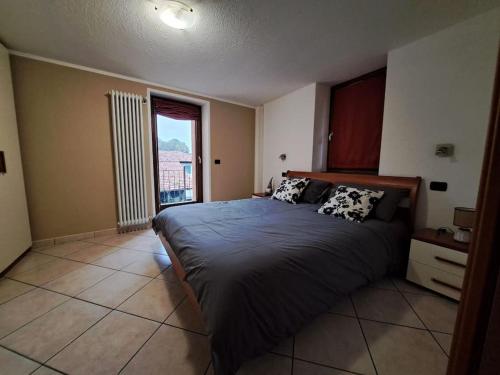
[152,171,421,375]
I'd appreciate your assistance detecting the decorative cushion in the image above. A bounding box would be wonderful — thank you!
[330,184,408,222]
[300,179,332,204]
[318,185,384,222]
[271,178,310,204]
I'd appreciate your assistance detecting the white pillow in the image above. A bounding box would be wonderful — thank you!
[318,185,384,222]
[271,178,310,204]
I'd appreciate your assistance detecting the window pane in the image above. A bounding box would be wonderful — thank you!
[157,115,194,204]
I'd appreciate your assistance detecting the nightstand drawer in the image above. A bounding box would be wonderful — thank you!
[407,260,463,301]
[410,239,467,277]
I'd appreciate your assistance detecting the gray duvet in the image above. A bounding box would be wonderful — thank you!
[152,198,409,375]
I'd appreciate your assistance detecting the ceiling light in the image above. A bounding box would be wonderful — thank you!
[153,0,195,30]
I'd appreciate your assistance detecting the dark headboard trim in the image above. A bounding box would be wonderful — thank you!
[287,171,422,231]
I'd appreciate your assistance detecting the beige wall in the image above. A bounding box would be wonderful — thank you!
[0,45,31,271]
[11,56,255,241]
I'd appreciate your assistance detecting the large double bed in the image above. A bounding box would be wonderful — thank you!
[152,171,421,375]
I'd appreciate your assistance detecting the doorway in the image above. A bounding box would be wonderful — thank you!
[151,96,202,212]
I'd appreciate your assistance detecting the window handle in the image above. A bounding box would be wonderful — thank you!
[198,156,202,164]
[328,132,333,142]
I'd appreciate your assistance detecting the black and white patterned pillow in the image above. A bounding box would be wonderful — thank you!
[271,178,310,204]
[318,185,384,222]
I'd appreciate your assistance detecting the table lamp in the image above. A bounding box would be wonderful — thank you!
[453,207,476,243]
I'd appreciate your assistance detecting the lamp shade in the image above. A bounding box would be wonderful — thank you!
[453,207,476,229]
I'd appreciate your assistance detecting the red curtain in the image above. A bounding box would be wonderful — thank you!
[328,72,386,170]
[151,96,201,121]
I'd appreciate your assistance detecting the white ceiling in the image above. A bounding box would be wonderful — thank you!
[0,0,499,106]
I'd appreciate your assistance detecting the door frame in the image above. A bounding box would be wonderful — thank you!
[146,89,211,215]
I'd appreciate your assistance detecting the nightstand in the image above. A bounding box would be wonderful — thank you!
[406,228,469,301]
[252,192,269,199]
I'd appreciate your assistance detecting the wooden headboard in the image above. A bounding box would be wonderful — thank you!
[287,171,422,231]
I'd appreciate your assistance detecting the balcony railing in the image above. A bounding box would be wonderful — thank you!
[159,169,193,204]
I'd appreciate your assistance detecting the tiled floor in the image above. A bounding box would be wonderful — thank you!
[0,230,457,375]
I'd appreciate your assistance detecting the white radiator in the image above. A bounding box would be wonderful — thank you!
[110,90,148,228]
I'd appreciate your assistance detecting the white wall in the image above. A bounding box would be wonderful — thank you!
[0,43,31,271]
[262,83,317,190]
[261,83,330,190]
[254,105,264,192]
[312,84,331,171]
[379,8,500,229]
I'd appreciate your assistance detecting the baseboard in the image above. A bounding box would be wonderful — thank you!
[31,223,152,249]
[31,230,111,248]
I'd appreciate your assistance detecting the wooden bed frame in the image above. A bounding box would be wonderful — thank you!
[287,170,422,230]
[159,171,421,316]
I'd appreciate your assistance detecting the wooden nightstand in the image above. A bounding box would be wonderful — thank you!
[406,228,469,301]
[252,192,269,199]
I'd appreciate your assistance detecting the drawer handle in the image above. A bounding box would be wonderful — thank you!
[434,256,466,268]
[431,277,462,292]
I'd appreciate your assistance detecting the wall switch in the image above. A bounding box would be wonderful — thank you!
[214,159,221,165]
[281,172,287,177]
[0,151,5,174]
[430,181,447,191]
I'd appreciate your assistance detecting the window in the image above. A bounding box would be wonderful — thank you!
[327,68,386,173]
[151,96,202,212]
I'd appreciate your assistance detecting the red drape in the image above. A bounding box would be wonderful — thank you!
[151,96,201,121]
[328,72,386,170]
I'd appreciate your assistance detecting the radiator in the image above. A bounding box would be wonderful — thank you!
[110,90,148,228]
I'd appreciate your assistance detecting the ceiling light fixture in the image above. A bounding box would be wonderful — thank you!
[152,0,195,30]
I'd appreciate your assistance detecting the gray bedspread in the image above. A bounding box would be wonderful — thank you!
[152,198,409,375]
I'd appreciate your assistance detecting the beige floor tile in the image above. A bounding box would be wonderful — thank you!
[404,293,457,333]
[361,319,448,375]
[121,254,172,277]
[237,353,292,375]
[118,278,184,322]
[91,248,147,270]
[64,243,118,263]
[329,296,356,317]
[119,236,167,254]
[10,258,84,286]
[77,271,151,308]
[0,346,40,374]
[31,366,63,375]
[432,332,453,355]
[90,233,137,246]
[0,288,69,338]
[271,336,293,356]
[42,264,115,296]
[295,314,375,375]
[47,311,158,375]
[1,299,109,362]
[135,228,157,238]
[0,279,34,304]
[6,253,57,277]
[38,241,96,258]
[352,288,424,328]
[392,278,435,295]
[293,359,354,375]
[121,324,210,375]
[156,266,180,283]
[165,298,207,334]
[369,278,397,291]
